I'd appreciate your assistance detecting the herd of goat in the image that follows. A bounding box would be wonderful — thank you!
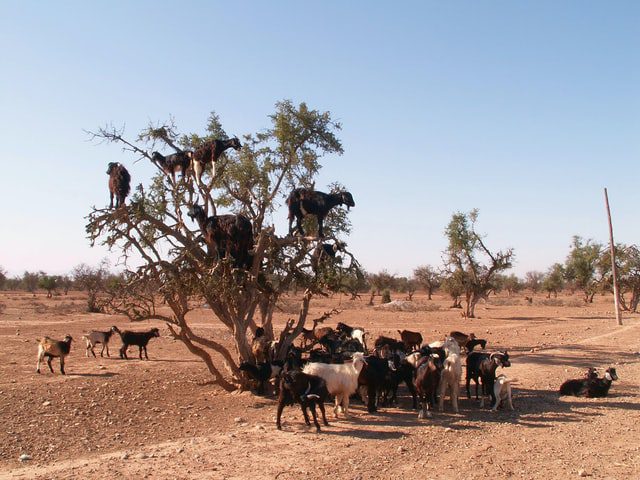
[241,322,619,432]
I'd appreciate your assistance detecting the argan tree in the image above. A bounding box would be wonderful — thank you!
[524,271,544,297]
[38,274,58,298]
[413,265,440,300]
[542,263,565,298]
[85,101,360,391]
[564,236,603,303]
[443,209,514,318]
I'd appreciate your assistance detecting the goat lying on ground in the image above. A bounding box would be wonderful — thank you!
[276,370,330,432]
[303,352,367,417]
[187,204,254,269]
[466,351,511,408]
[36,335,73,374]
[82,326,119,358]
[239,361,284,395]
[151,151,192,183]
[559,367,618,398]
[398,329,422,352]
[287,188,355,237]
[106,162,131,209]
[191,137,242,187]
[117,327,160,360]
[491,374,518,411]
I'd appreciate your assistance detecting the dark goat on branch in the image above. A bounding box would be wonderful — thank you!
[276,370,330,432]
[187,204,254,269]
[151,151,192,183]
[106,162,131,209]
[116,327,160,360]
[191,137,242,187]
[287,188,355,237]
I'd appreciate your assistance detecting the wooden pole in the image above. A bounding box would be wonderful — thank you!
[604,188,622,326]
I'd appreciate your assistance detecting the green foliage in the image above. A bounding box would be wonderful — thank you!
[501,274,523,295]
[542,263,565,298]
[22,271,39,293]
[413,265,440,299]
[381,289,392,303]
[443,209,514,317]
[564,236,604,302]
[38,275,58,297]
[0,266,6,290]
[524,271,544,294]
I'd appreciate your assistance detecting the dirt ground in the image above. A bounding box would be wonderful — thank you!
[0,291,638,480]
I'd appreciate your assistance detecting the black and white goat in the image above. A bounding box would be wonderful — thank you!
[276,370,330,432]
[117,327,160,360]
[239,361,284,395]
[82,326,119,357]
[191,137,242,187]
[287,188,355,237]
[559,367,618,398]
[466,351,511,408]
[36,335,73,374]
[106,162,131,209]
[187,204,254,269]
[336,322,367,351]
[151,151,192,183]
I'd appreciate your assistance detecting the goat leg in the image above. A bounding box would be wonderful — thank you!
[309,405,321,432]
[301,405,312,426]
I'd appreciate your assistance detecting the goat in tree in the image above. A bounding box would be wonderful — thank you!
[287,188,355,237]
[191,137,242,187]
[187,204,254,269]
[106,162,131,209]
[151,151,193,183]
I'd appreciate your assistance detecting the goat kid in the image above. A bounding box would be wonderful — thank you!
[491,374,518,411]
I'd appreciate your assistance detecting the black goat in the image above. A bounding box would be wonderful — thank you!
[311,241,344,273]
[357,355,392,413]
[187,204,254,269]
[465,338,487,352]
[559,367,618,397]
[82,326,119,357]
[117,327,160,360]
[383,354,418,409]
[398,329,423,352]
[276,370,330,432]
[151,151,192,182]
[239,361,284,395]
[106,162,131,209]
[373,335,406,356]
[466,351,511,407]
[414,354,443,419]
[287,188,355,237]
[191,137,242,187]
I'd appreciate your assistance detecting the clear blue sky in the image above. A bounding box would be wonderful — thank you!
[1,1,638,278]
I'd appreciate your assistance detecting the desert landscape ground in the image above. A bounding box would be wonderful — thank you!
[0,290,638,480]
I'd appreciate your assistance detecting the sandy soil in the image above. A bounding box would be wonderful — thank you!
[0,291,639,480]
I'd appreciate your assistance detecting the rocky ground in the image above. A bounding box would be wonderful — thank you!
[0,291,638,479]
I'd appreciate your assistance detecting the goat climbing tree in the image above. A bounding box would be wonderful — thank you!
[85,100,362,391]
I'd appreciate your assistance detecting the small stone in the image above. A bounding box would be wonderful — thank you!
[444,427,454,432]
[19,454,32,462]
[578,469,589,477]
[42,401,51,407]
[397,446,406,453]
[234,417,244,423]
[121,453,130,460]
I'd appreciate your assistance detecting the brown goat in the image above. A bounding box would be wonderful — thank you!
[106,162,131,209]
[191,137,242,186]
[36,335,73,374]
[398,329,423,352]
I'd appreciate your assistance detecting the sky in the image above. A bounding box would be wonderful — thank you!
[0,1,638,278]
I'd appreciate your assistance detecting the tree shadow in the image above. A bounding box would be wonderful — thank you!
[514,344,629,369]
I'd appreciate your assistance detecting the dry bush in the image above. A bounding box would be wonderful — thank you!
[488,297,528,307]
[538,298,564,307]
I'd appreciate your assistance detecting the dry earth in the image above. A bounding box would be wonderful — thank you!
[0,291,639,480]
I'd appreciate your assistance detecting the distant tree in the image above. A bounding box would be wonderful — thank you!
[58,275,73,295]
[542,263,565,298]
[0,266,6,290]
[73,261,111,312]
[564,236,604,303]
[500,274,522,296]
[396,276,418,300]
[22,271,39,293]
[38,274,58,298]
[440,270,464,308]
[524,271,544,296]
[413,265,440,300]
[443,210,514,318]
[598,244,640,312]
[367,270,396,305]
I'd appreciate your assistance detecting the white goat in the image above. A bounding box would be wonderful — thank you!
[351,328,366,350]
[302,352,367,418]
[491,374,518,411]
[438,336,462,413]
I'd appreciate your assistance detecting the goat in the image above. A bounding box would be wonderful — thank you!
[414,353,443,419]
[191,137,242,187]
[466,351,511,408]
[336,322,367,351]
[287,188,355,237]
[357,355,394,413]
[106,162,131,209]
[491,374,518,411]
[36,335,73,374]
[117,327,160,360]
[465,338,487,352]
[251,327,270,363]
[398,329,423,352]
[438,337,462,413]
[383,353,418,409]
[373,335,406,356]
[276,370,330,432]
[187,204,254,269]
[559,367,618,398]
[302,352,367,417]
[239,361,284,395]
[82,326,119,358]
[311,241,345,273]
[449,331,476,350]
[151,151,192,183]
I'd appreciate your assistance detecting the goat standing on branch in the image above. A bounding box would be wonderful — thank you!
[106,162,131,209]
[191,137,242,187]
[187,204,254,269]
[287,188,355,237]
[151,151,193,183]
